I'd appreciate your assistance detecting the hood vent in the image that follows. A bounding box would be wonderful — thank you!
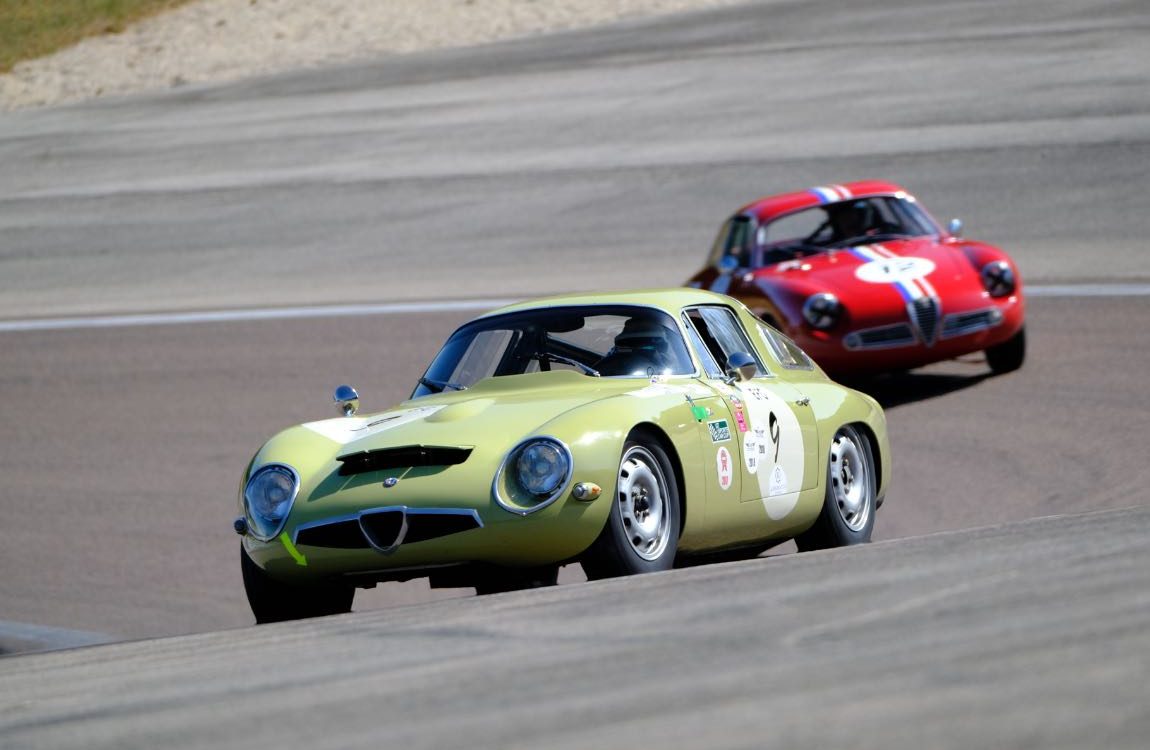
[337,445,472,477]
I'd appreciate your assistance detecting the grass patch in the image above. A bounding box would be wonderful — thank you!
[0,0,193,73]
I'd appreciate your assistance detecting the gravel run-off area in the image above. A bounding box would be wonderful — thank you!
[1,0,743,110]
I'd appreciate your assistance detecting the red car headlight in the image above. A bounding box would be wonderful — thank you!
[802,293,843,330]
[981,261,1016,297]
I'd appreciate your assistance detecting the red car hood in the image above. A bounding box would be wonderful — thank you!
[755,237,980,313]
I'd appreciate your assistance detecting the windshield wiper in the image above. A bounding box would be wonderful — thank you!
[419,376,467,393]
[532,351,600,377]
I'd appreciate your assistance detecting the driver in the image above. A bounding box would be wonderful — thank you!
[595,318,675,377]
[825,200,873,244]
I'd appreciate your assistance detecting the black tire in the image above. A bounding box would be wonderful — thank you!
[795,425,876,552]
[986,325,1026,374]
[581,434,681,580]
[241,545,354,624]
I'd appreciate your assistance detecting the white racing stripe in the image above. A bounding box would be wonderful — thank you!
[872,243,941,299]
[0,286,1146,334]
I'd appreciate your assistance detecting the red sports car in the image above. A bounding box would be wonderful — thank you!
[686,180,1025,377]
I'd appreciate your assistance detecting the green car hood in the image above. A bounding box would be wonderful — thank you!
[252,370,650,480]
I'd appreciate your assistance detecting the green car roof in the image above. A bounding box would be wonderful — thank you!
[482,287,740,318]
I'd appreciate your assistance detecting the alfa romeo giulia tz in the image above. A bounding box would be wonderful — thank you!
[236,289,889,622]
[687,181,1025,376]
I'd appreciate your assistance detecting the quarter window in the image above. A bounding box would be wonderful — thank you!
[759,324,814,370]
[682,306,769,378]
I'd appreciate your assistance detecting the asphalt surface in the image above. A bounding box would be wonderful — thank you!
[2,506,1148,749]
[1,0,1149,745]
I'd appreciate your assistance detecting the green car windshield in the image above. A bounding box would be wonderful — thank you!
[413,305,695,397]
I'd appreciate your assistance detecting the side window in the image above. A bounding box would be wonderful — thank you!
[708,216,756,268]
[759,324,814,370]
[683,306,769,378]
[683,320,723,378]
[758,208,826,247]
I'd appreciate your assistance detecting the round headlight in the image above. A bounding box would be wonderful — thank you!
[802,292,842,330]
[981,260,1015,297]
[243,464,299,540]
[516,440,571,498]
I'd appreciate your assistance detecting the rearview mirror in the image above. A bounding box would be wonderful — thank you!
[334,384,360,417]
[717,255,739,274]
[947,218,964,238]
[724,352,758,384]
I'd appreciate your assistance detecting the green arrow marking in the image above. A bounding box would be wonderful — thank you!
[279,531,308,567]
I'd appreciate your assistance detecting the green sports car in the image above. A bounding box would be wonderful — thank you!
[236,288,890,622]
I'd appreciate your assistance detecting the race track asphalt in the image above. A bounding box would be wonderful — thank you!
[1,0,1148,746]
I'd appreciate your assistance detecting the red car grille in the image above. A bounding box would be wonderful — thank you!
[910,297,941,346]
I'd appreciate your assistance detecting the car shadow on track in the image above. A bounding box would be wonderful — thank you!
[839,369,992,409]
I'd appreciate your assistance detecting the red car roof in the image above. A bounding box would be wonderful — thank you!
[736,180,912,222]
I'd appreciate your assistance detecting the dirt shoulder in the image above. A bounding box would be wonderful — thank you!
[0,0,741,110]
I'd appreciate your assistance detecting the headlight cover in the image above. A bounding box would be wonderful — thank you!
[802,292,842,330]
[981,260,1015,297]
[493,437,573,515]
[243,464,300,540]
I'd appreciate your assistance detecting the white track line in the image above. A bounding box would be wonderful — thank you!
[0,285,1146,333]
[1024,283,1150,297]
[0,620,116,653]
[0,298,516,333]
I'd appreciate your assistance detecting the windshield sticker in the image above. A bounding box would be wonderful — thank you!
[716,447,733,491]
[303,405,445,446]
[708,419,731,443]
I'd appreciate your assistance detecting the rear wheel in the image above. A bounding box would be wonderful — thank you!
[581,436,680,580]
[986,325,1026,374]
[241,546,354,624]
[796,425,876,552]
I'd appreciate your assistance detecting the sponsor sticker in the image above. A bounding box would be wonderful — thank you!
[708,419,731,443]
[734,404,748,433]
[716,447,733,491]
[743,427,768,474]
[769,465,788,497]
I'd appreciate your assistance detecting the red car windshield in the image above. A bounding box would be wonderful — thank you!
[710,195,940,268]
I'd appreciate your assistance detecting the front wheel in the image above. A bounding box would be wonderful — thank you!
[795,425,876,552]
[581,437,681,580]
[241,546,354,624]
[986,325,1026,374]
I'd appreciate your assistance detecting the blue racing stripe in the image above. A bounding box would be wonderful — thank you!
[891,280,915,303]
[809,187,838,204]
[850,247,915,302]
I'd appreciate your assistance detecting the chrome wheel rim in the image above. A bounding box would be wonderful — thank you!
[617,446,671,561]
[829,428,872,532]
